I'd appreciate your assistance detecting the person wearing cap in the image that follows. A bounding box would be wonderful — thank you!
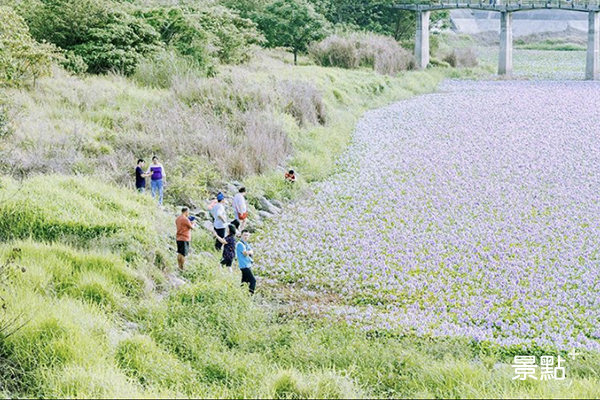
[176,207,196,271]
[211,192,228,251]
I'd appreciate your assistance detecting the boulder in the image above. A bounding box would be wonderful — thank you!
[166,273,186,289]
[203,221,215,232]
[258,196,280,214]
[258,210,275,219]
[226,183,238,195]
[191,209,209,220]
[232,180,243,188]
[271,199,284,209]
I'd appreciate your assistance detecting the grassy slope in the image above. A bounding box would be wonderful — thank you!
[2,56,600,398]
[3,179,600,399]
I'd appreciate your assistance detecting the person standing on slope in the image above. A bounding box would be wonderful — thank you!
[214,224,237,273]
[236,229,256,295]
[211,192,228,251]
[232,187,248,232]
[175,207,196,270]
[135,158,149,193]
[146,156,166,206]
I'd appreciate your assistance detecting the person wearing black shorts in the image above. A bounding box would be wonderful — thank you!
[175,207,195,270]
[177,240,190,257]
[214,224,237,273]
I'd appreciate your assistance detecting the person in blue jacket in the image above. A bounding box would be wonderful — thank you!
[236,229,256,294]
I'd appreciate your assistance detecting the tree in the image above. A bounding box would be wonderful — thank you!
[0,6,56,86]
[17,0,161,75]
[139,5,263,70]
[257,0,328,65]
[71,10,160,75]
[307,0,449,41]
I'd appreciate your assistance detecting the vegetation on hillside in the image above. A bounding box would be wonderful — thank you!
[4,0,573,398]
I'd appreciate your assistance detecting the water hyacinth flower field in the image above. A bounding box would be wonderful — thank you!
[478,48,587,80]
[257,80,600,352]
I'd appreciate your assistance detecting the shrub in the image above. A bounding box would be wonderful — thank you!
[0,6,56,86]
[309,32,415,75]
[442,51,457,68]
[443,47,478,68]
[308,35,359,69]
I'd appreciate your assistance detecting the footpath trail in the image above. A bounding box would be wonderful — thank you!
[256,80,600,351]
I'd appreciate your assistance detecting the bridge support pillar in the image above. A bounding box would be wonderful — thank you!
[586,11,599,80]
[498,11,513,76]
[415,10,430,70]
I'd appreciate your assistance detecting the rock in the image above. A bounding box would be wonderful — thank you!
[191,209,209,220]
[166,273,186,289]
[185,198,199,210]
[226,183,238,194]
[232,180,243,188]
[203,221,214,231]
[258,210,275,219]
[271,199,284,209]
[258,196,280,214]
[124,321,140,331]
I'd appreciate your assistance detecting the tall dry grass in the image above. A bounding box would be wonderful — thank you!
[309,32,415,75]
[0,61,322,204]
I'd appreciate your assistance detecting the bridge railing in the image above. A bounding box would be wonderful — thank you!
[395,0,600,8]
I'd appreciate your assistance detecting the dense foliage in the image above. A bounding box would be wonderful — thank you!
[139,5,263,73]
[0,6,56,86]
[18,0,160,75]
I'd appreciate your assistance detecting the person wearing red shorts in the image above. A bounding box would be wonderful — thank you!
[232,187,248,232]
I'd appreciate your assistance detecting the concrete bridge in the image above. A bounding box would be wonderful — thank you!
[394,0,600,79]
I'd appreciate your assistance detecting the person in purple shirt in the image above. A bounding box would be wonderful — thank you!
[146,156,166,206]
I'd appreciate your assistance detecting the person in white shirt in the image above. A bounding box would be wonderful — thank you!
[232,187,248,232]
[211,192,228,251]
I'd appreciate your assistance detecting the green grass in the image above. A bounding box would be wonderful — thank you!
[516,42,587,52]
[1,177,600,398]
